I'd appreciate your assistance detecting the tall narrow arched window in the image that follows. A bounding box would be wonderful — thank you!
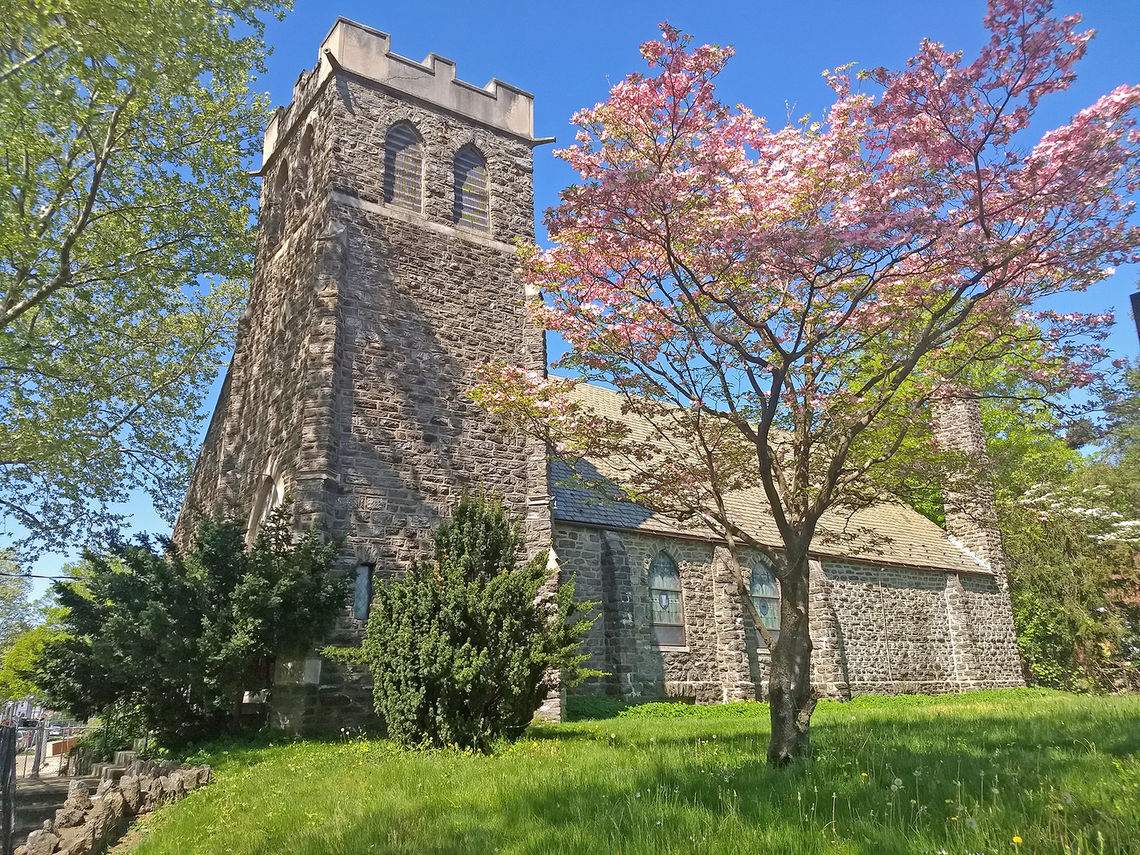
[649,551,685,647]
[383,122,423,212]
[453,145,489,231]
[246,470,286,546]
[264,161,289,249]
[750,563,780,646]
[295,125,315,205]
[353,563,373,622]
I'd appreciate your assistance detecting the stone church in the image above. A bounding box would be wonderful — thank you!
[174,19,1024,732]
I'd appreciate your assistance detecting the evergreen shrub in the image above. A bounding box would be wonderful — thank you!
[361,494,596,750]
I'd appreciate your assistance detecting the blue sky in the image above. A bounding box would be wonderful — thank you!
[260,0,1139,351]
[26,0,1140,589]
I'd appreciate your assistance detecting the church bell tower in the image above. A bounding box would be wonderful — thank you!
[175,19,552,731]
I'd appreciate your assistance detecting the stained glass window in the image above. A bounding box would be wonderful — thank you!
[453,145,489,231]
[354,564,373,622]
[649,551,685,647]
[384,122,423,212]
[750,563,780,645]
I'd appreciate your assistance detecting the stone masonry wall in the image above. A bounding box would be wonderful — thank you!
[270,73,551,734]
[932,391,1024,687]
[556,522,1024,706]
[174,75,340,549]
[824,560,960,694]
[556,524,772,705]
[326,74,548,575]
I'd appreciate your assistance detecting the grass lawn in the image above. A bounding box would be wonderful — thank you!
[126,689,1140,855]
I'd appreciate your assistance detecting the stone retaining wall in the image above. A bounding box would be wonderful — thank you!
[16,762,211,855]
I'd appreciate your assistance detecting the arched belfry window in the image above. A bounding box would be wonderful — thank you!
[383,122,423,212]
[295,125,315,204]
[453,145,489,231]
[264,161,289,249]
[750,563,780,646]
[649,551,685,647]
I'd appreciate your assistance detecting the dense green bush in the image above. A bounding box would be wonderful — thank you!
[361,494,596,750]
[70,699,147,762]
[41,505,346,748]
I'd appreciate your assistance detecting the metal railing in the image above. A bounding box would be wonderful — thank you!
[10,724,90,780]
[1,725,16,855]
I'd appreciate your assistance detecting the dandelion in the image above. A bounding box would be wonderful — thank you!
[861,772,868,778]
[1012,836,1023,845]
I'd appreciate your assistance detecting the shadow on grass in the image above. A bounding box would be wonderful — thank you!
[289,707,1140,855]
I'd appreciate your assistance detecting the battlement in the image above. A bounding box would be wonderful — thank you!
[264,18,537,164]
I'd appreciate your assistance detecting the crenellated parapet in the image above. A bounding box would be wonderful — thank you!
[264,18,538,167]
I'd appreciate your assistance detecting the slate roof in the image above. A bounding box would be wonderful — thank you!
[549,382,990,576]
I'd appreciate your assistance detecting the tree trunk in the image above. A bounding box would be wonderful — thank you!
[767,548,816,765]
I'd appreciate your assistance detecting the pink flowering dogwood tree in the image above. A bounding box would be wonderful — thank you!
[474,0,1140,764]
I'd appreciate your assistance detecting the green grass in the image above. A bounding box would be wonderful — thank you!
[128,689,1140,855]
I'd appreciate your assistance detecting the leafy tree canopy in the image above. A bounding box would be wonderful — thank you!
[0,550,31,649]
[0,0,290,555]
[0,615,65,702]
[986,365,1140,690]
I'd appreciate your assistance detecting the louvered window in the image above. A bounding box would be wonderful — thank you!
[384,123,423,212]
[453,146,489,231]
[649,551,685,647]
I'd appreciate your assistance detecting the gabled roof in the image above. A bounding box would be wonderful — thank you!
[549,382,990,576]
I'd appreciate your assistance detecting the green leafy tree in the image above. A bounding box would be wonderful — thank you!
[0,550,31,649]
[39,506,345,746]
[0,0,290,555]
[0,617,65,701]
[360,495,596,751]
[983,379,1140,690]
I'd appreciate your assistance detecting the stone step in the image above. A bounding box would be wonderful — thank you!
[13,777,100,840]
[112,750,138,767]
[89,763,126,782]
